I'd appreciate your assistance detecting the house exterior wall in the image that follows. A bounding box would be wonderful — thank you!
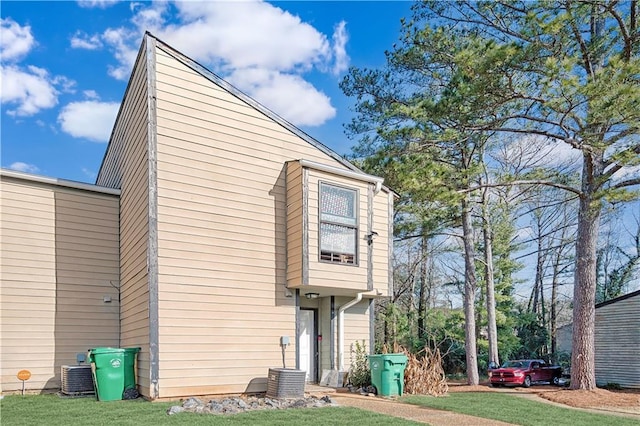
[96,41,152,397]
[0,175,119,393]
[286,161,304,287]
[150,42,390,397]
[595,291,640,389]
[337,297,372,367]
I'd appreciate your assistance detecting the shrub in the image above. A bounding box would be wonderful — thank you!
[348,340,371,387]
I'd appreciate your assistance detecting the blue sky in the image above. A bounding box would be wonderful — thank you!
[1,0,412,183]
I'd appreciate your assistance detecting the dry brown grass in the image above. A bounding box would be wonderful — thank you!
[383,343,448,396]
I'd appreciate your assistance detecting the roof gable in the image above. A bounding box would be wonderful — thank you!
[149,32,361,175]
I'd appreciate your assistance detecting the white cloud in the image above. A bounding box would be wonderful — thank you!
[228,69,336,126]
[71,31,103,50]
[162,1,331,72]
[1,18,35,61]
[9,162,39,174]
[98,0,348,127]
[0,65,59,116]
[58,100,119,142]
[77,0,119,8]
[102,27,140,80]
[52,74,77,94]
[82,167,97,180]
[131,1,168,31]
[83,90,100,100]
[331,21,349,75]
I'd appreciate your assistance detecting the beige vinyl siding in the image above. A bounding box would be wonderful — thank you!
[286,161,304,287]
[0,177,119,393]
[336,297,371,372]
[595,293,640,388]
[152,44,379,397]
[96,45,151,396]
[371,190,390,296]
[307,171,368,292]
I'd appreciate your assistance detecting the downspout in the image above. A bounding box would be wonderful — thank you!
[338,292,364,371]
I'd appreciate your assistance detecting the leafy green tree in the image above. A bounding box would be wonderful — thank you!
[421,309,467,375]
[514,310,550,360]
[344,1,640,390]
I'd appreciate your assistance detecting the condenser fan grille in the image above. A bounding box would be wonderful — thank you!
[61,365,94,395]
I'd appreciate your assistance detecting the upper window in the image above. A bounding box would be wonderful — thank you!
[319,183,358,265]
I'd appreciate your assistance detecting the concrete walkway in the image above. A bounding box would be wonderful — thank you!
[305,386,513,425]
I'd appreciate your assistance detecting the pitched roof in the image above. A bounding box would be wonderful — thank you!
[97,32,368,183]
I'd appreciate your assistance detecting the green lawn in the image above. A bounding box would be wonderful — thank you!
[402,392,639,426]
[0,394,421,426]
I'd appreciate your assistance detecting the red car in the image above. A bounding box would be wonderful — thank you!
[488,359,562,387]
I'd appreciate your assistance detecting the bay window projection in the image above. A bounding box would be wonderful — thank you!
[319,183,358,265]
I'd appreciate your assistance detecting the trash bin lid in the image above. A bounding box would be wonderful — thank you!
[89,347,125,354]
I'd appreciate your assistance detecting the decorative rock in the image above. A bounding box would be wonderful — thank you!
[167,405,185,415]
[167,394,337,416]
[292,399,307,408]
[208,401,224,413]
[182,397,203,409]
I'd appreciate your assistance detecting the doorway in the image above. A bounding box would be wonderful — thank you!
[298,308,317,382]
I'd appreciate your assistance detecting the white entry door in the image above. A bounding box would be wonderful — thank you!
[299,309,315,382]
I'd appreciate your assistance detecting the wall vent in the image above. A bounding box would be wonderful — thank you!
[61,365,94,395]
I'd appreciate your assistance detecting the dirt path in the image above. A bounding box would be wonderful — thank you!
[332,393,514,426]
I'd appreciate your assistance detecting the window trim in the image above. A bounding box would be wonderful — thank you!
[318,181,359,266]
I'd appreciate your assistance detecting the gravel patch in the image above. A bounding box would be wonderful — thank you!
[167,395,336,415]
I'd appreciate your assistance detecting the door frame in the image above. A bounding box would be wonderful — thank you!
[298,308,319,383]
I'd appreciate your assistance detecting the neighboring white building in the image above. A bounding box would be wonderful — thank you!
[595,290,640,389]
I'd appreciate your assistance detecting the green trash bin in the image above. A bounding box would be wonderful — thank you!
[369,353,408,397]
[88,347,140,401]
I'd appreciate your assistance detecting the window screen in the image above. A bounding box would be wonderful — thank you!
[319,183,357,264]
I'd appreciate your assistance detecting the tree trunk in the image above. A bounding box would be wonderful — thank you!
[418,234,428,339]
[530,229,545,315]
[482,196,499,366]
[570,154,603,390]
[461,196,479,385]
[550,256,559,358]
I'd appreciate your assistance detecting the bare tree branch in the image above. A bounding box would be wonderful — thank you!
[458,179,583,196]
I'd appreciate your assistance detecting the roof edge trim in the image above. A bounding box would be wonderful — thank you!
[298,159,384,193]
[595,289,640,309]
[1,169,121,196]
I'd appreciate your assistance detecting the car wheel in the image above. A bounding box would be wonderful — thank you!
[552,376,560,386]
[523,376,532,388]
